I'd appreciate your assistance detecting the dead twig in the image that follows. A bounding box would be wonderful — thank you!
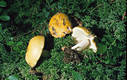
[122,12,126,20]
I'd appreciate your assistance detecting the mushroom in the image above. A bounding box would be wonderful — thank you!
[25,35,45,68]
[71,26,97,53]
[49,12,72,38]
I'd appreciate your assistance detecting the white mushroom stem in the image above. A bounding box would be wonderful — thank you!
[71,35,97,52]
[71,39,89,51]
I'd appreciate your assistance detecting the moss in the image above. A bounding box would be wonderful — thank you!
[0,0,126,80]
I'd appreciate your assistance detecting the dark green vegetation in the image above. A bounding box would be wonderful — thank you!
[0,0,126,80]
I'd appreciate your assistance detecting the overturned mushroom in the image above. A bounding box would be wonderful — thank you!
[71,26,97,53]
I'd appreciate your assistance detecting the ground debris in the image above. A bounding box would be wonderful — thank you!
[61,46,81,64]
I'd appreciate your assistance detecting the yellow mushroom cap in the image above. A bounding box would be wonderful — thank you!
[25,35,45,68]
[49,12,72,38]
[71,26,97,53]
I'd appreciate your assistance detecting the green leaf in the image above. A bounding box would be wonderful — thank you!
[16,42,23,46]
[0,1,7,7]
[0,15,10,21]
[95,76,100,80]
[97,43,107,54]
[7,41,14,46]
[72,70,83,80]
[7,75,19,80]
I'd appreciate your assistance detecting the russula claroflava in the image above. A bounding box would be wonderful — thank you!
[25,35,45,68]
[49,12,72,38]
[71,26,97,53]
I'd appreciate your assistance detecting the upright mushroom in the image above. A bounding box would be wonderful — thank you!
[49,12,72,38]
[25,35,45,68]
